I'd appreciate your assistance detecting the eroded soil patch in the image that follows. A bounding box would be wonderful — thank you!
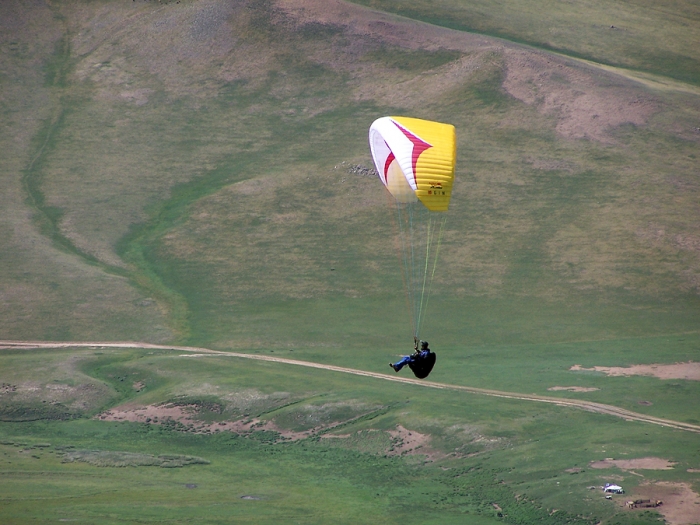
[627,482,700,525]
[590,457,676,470]
[571,362,700,380]
[96,403,459,460]
[548,386,599,392]
[61,450,208,468]
[97,403,312,440]
[503,49,657,142]
[97,400,384,443]
[387,425,431,456]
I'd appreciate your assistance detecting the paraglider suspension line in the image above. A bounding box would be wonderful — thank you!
[391,200,447,341]
[393,201,417,338]
[418,214,447,334]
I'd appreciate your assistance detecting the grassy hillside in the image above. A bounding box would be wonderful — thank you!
[347,0,700,85]
[0,1,173,342]
[2,0,698,348]
[1,346,698,524]
[1,0,699,523]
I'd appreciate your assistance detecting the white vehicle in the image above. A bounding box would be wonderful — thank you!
[603,483,624,494]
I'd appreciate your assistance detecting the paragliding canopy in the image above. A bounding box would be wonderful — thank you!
[369,117,456,341]
[369,116,456,211]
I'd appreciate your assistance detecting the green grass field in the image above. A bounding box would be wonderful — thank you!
[1,347,698,524]
[1,0,699,523]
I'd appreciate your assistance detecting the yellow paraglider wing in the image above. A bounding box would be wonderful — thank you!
[389,117,456,212]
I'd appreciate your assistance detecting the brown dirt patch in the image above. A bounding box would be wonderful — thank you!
[8,380,106,412]
[385,424,465,461]
[628,482,700,525]
[96,403,314,439]
[502,48,658,143]
[387,425,431,456]
[548,386,599,392]
[0,383,17,394]
[96,401,381,442]
[98,404,193,424]
[277,0,486,51]
[590,457,676,470]
[571,362,700,381]
[275,0,499,107]
[602,474,625,483]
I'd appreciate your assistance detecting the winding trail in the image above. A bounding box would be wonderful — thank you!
[2,340,699,434]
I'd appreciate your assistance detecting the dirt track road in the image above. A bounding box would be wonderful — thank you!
[2,340,699,434]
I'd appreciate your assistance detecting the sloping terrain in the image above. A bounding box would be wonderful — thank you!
[343,0,700,86]
[1,0,699,523]
[2,0,699,348]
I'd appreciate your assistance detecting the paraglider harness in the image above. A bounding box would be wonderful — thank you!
[408,338,437,379]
